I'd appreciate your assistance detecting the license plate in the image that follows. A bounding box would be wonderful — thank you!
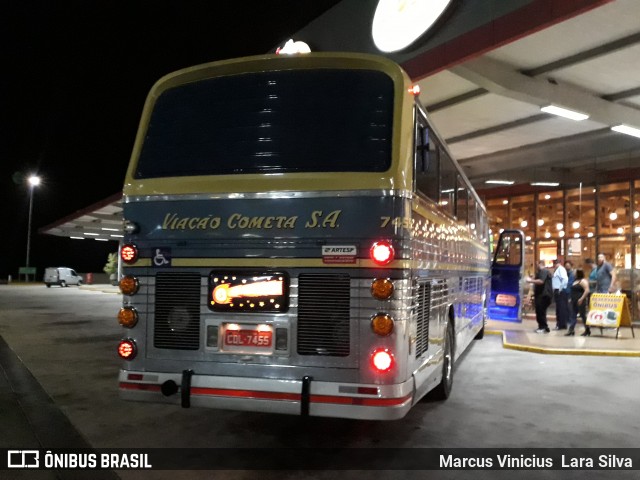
[223,327,272,349]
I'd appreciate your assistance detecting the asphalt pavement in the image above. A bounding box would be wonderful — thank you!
[1,284,639,480]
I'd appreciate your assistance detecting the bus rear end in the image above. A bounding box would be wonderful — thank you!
[117,53,420,420]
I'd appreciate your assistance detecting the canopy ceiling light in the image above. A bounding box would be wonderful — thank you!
[541,105,589,121]
[485,180,514,185]
[531,182,560,187]
[611,124,640,138]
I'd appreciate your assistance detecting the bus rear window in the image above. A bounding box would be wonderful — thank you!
[135,69,394,178]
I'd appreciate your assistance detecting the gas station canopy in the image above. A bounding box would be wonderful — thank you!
[39,193,123,242]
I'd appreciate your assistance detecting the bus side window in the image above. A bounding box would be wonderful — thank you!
[478,205,488,244]
[439,148,456,217]
[414,118,439,201]
[468,194,478,238]
[456,175,469,225]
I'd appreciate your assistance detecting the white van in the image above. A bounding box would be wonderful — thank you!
[44,267,83,287]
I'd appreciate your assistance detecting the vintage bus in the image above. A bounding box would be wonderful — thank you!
[116,51,490,420]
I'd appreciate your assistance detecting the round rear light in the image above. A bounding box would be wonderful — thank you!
[371,348,394,373]
[371,313,394,336]
[121,244,138,264]
[118,307,138,328]
[119,275,139,295]
[371,278,394,300]
[370,241,395,266]
[118,339,137,360]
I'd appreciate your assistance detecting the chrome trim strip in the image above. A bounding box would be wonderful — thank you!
[124,189,413,203]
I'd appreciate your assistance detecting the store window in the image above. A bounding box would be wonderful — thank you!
[510,195,534,239]
[486,197,509,247]
[634,242,640,323]
[566,185,596,267]
[537,190,564,243]
[598,182,631,303]
[537,239,559,267]
[598,182,630,237]
[482,178,640,322]
[633,180,640,322]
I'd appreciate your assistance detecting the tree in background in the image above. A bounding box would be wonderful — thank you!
[103,252,118,285]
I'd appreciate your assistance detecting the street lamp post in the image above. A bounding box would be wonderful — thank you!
[25,175,41,278]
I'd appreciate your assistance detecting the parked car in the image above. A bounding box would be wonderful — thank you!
[44,267,83,287]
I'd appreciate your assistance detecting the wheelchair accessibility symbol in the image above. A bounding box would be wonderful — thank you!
[153,247,172,267]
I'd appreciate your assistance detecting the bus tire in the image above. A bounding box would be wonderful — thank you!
[474,322,485,340]
[432,321,454,400]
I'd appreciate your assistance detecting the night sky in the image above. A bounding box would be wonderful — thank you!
[2,0,341,279]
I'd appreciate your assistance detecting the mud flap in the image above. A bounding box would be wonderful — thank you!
[181,369,193,408]
[301,376,313,416]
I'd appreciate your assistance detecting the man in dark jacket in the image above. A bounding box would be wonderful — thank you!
[527,260,552,333]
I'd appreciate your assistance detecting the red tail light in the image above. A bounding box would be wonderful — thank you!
[370,241,395,266]
[121,244,138,264]
[118,339,137,360]
[371,348,394,373]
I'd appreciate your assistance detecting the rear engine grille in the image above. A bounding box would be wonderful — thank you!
[297,274,351,357]
[416,282,431,358]
[154,272,201,350]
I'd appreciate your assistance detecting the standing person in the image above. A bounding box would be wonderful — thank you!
[585,258,597,295]
[564,260,575,320]
[564,261,575,293]
[552,258,569,330]
[595,253,617,293]
[566,269,589,336]
[526,260,553,333]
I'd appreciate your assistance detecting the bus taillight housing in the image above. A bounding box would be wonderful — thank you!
[370,241,394,266]
[371,348,394,373]
[118,307,139,328]
[121,244,138,264]
[118,339,137,360]
[119,275,139,296]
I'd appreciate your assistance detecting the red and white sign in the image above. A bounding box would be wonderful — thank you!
[322,245,357,264]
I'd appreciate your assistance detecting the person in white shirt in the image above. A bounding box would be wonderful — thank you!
[552,258,569,330]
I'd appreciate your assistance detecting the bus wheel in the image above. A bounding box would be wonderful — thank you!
[432,322,454,400]
[474,322,485,340]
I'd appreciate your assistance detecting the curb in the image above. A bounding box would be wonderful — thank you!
[487,329,640,357]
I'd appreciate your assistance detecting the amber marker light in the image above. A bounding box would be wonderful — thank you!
[118,339,137,360]
[371,313,394,336]
[119,275,139,295]
[118,307,138,328]
[371,278,394,300]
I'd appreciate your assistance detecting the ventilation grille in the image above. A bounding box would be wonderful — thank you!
[154,272,201,350]
[416,282,431,358]
[297,274,351,357]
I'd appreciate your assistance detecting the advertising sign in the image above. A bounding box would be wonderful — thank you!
[587,294,631,328]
